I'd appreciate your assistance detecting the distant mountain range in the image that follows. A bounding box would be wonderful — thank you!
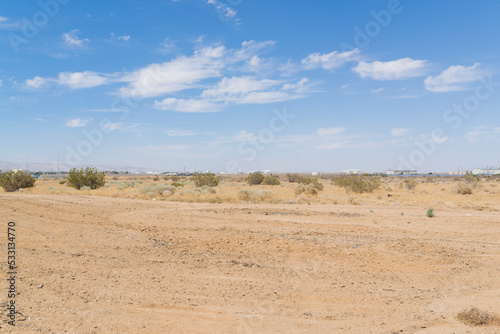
[0,160,158,174]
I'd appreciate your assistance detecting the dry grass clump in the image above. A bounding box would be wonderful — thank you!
[237,189,274,202]
[456,307,497,326]
[295,183,319,196]
[454,183,473,195]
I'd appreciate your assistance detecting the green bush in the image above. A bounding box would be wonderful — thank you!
[246,172,264,185]
[262,175,281,185]
[0,170,36,192]
[332,174,381,194]
[426,208,435,218]
[171,181,184,187]
[286,173,301,182]
[67,167,106,190]
[192,172,220,187]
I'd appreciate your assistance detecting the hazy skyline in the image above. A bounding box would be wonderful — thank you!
[1,0,499,173]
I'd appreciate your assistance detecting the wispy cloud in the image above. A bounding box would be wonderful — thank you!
[65,118,92,127]
[390,128,410,137]
[62,29,89,47]
[424,63,487,92]
[466,126,500,143]
[302,49,360,71]
[352,58,429,80]
[165,129,198,136]
[0,16,22,30]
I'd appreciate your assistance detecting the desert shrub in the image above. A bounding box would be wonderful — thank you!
[201,185,216,194]
[250,189,273,202]
[246,172,264,185]
[237,188,273,202]
[297,176,324,190]
[193,172,220,187]
[112,176,119,180]
[237,189,251,200]
[80,186,91,191]
[59,180,67,185]
[332,174,381,194]
[295,184,319,196]
[67,167,106,190]
[286,173,301,182]
[454,183,473,195]
[170,175,180,182]
[162,190,173,197]
[297,195,311,204]
[184,188,202,195]
[403,179,418,190]
[426,208,435,218]
[0,170,36,192]
[139,186,155,194]
[464,174,481,188]
[456,307,496,326]
[171,181,184,187]
[262,175,281,185]
[153,175,160,181]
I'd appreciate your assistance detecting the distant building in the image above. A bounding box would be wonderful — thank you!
[449,171,468,175]
[342,169,362,174]
[385,169,417,176]
[471,167,500,175]
[311,172,320,176]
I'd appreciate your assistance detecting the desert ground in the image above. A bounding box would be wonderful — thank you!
[1,175,499,333]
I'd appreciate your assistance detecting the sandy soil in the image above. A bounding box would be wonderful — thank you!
[1,192,499,333]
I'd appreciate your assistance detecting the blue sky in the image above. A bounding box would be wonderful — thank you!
[1,0,499,173]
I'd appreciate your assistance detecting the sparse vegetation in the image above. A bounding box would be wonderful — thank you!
[262,175,281,185]
[246,172,264,185]
[332,174,381,194]
[456,307,497,326]
[192,172,220,187]
[403,179,418,191]
[454,183,473,195]
[67,167,106,190]
[286,173,301,182]
[237,188,274,202]
[0,170,36,192]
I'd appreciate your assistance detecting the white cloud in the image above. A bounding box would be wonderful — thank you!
[466,126,500,143]
[154,98,219,113]
[391,128,410,137]
[57,71,111,89]
[62,29,89,47]
[25,76,48,88]
[317,127,346,136]
[101,122,123,131]
[353,58,429,80]
[370,87,384,93]
[117,35,130,41]
[424,63,487,92]
[165,129,198,136]
[282,78,309,92]
[0,17,22,30]
[201,76,281,100]
[205,0,239,20]
[159,37,177,54]
[0,79,2,87]
[65,118,91,127]
[302,49,360,71]
[119,46,227,98]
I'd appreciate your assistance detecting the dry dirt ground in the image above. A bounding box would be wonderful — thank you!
[0,192,499,333]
